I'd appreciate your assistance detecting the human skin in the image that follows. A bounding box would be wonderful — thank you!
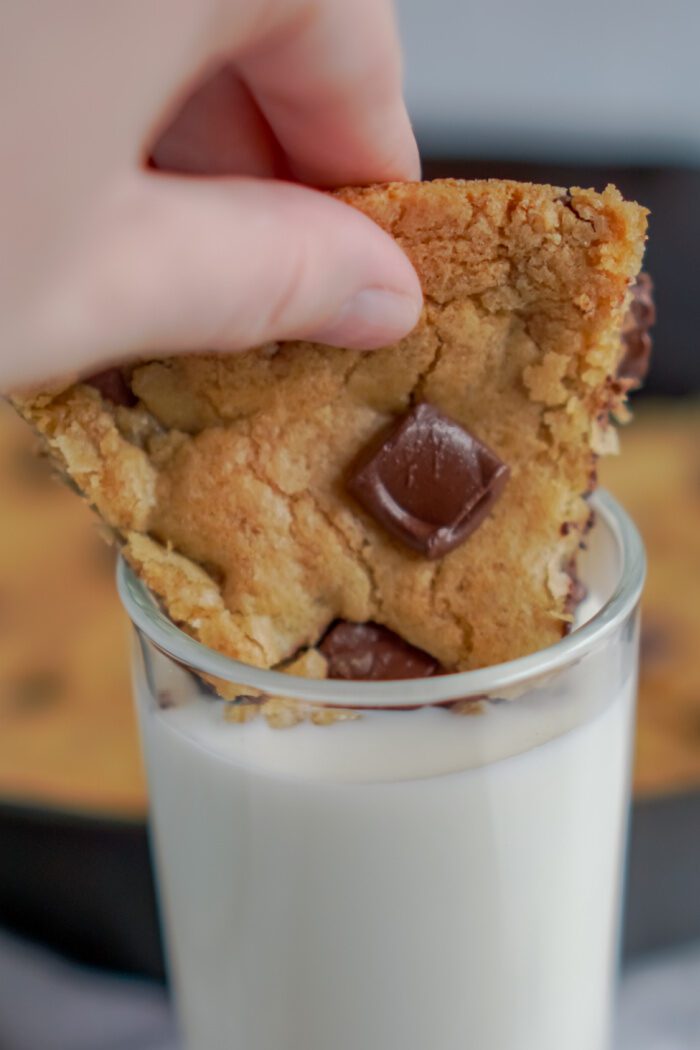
[0,0,422,391]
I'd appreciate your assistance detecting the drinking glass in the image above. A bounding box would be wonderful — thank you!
[119,489,644,1050]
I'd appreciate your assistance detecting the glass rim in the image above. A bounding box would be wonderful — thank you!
[117,489,645,708]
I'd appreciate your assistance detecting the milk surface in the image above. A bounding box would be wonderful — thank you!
[137,608,636,1050]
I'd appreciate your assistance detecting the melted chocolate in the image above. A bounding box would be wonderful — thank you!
[84,368,137,407]
[347,403,509,559]
[319,621,441,680]
[619,273,655,387]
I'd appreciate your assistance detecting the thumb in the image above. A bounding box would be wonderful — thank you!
[68,175,423,369]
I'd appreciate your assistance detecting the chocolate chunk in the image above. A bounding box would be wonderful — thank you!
[585,459,599,496]
[568,574,587,607]
[619,273,655,387]
[157,689,176,709]
[13,670,63,711]
[193,672,221,699]
[563,556,588,619]
[347,403,510,559]
[319,620,441,680]
[640,619,673,668]
[84,368,137,407]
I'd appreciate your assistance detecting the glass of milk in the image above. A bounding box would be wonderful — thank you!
[119,489,644,1050]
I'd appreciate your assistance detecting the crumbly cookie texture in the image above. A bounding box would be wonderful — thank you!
[13,179,647,671]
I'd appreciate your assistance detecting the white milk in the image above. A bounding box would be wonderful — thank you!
[137,602,636,1050]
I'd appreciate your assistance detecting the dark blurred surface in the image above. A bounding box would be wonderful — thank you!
[625,794,700,957]
[1,791,700,982]
[0,803,164,981]
[423,160,700,396]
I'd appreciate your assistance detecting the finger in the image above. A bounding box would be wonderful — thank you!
[41,174,422,374]
[236,0,420,187]
[149,63,288,179]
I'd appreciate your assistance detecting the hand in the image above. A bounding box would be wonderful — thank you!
[1,0,422,391]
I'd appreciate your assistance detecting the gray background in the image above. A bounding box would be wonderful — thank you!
[397,0,700,163]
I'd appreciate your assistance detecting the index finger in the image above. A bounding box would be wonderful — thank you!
[235,0,420,187]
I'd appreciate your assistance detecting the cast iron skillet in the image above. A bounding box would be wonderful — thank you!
[1,793,700,980]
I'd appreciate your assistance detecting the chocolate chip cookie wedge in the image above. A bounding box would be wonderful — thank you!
[13,179,648,673]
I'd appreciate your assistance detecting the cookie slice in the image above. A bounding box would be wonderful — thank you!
[12,179,648,672]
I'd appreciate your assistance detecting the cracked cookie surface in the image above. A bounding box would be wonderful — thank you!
[13,179,648,671]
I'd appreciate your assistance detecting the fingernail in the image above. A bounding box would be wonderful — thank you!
[307,288,422,350]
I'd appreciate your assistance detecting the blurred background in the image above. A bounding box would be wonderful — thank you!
[1,0,699,1046]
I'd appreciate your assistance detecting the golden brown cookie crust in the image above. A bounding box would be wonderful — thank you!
[13,179,648,671]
